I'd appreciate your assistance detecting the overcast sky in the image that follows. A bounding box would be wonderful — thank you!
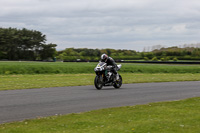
[1,0,200,51]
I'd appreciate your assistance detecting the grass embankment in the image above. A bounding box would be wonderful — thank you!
[1,73,200,91]
[1,61,200,90]
[1,61,200,74]
[1,97,200,133]
[0,62,95,75]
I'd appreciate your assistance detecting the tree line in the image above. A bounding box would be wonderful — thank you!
[0,28,57,60]
[57,46,200,61]
[57,48,139,61]
[142,46,200,61]
[1,27,200,61]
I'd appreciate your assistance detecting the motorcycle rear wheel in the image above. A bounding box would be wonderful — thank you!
[113,75,122,89]
[94,76,103,90]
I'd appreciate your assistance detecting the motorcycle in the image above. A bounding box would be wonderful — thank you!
[94,61,122,90]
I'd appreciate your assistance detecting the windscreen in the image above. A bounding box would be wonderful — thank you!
[98,62,106,66]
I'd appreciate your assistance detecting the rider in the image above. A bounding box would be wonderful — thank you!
[101,54,119,81]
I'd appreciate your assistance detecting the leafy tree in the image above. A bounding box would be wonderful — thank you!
[0,27,56,60]
[39,43,57,60]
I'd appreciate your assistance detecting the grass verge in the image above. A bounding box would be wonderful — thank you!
[1,73,200,91]
[1,61,200,74]
[0,97,200,133]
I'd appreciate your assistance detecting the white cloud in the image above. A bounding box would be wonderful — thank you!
[1,0,200,51]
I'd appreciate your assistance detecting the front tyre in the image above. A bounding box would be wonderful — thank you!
[113,75,122,89]
[94,76,103,90]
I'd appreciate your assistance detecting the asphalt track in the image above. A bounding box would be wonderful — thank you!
[1,81,200,124]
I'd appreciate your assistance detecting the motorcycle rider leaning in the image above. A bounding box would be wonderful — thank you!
[100,54,119,81]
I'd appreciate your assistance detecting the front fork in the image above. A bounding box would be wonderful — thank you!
[96,72,106,84]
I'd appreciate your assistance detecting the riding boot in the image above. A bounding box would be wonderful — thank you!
[116,73,119,81]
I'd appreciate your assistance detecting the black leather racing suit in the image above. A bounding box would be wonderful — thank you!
[104,57,118,75]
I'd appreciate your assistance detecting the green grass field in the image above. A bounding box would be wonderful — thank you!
[1,97,200,133]
[1,73,200,90]
[1,61,200,74]
[0,62,96,74]
[1,61,200,90]
[1,61,200,132]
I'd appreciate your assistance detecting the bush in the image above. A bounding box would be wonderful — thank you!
[173,57,178,61]
[144,57,149,61]
[160,57,170,61]
[160,58,165,61]
[151,57,158,61]
[165,57,170,61]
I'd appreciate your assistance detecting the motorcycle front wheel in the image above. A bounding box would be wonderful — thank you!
[113,75,122,89]
[94,75,103,90]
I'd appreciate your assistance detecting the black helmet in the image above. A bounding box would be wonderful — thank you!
[101,54,108,62]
